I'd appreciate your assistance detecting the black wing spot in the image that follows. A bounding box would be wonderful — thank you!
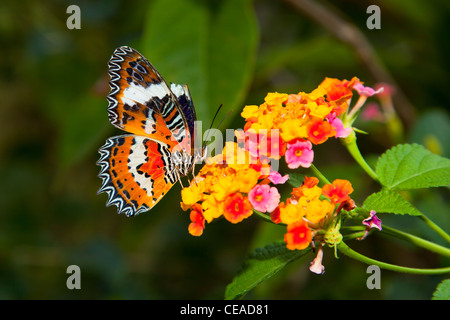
[133,72,143,82]
[136,64,148,74]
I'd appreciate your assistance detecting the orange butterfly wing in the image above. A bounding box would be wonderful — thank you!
[97,135,178,216]
[98,46,198,216]
[106,46,192,151]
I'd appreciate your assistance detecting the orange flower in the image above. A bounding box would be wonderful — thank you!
[302,176,320,188]
[322,179,354,204]
[284,220,312,250]
[320,77,359,104]
[270,206,281,224]
[291,176,319,200]
[188,204,205,236]
[223,192,253,224]
[307,118,336,145]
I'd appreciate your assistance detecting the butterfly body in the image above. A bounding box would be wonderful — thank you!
[98,46,203,216]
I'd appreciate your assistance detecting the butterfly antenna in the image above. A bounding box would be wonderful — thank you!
[210,104,224,130]
[202,105,233,150]
[215,109,233,132]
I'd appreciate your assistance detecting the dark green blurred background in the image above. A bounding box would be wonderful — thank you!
[1,0,449,299]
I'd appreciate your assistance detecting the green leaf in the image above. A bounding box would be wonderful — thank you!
[376,143,450,190]
[224,241,311,300]
[362,190,421,216]
[141,0,258,130]
[432,279,450,300]
[287,173,304,188]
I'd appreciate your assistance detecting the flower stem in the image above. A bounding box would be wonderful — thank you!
[341,131,379,183]
[347,96,367,120]
[381,225,450,258]
[342,224,450,257]
[419,214,450,244]
[337,241,450,275]
[310,164,331,185]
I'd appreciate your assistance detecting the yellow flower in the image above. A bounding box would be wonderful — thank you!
[224,142,254,168]
[256,113,275,131]
[181,183,204,206]
[235,168,261,193]
[279,118,308,142]
[307,101,333,119]
[241,105,260,119]
[265,92,288,106]
[301,185,322,201]
[305,199,335,224]
[202,195,223,223]
[212,174,236,201]
[279,202,306,225]
[283,102,306,120]
[308,86,327,100]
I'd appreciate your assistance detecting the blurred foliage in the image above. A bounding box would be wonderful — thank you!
[0,0,448,299]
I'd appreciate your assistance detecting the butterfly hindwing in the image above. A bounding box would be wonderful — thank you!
[97,135,179,216]
[170,83,197,151]
[107,46,193,152]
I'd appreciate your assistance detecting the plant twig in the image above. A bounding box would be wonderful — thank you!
[337,241,450,275]
[280,0,416,128]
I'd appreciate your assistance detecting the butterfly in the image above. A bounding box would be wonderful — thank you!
[97,46,205,216]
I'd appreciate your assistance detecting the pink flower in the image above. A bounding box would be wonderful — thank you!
[374,83,394,97]
[358,210,382,240]
[285,139,314,169]
[361,102,384,121]
[246,130,260,158]
[268,170,289,185]
[309,244,325,275]
[353,83,384,97]
[362,210,382,231]
[248,184,280,213]
[326,113,352,138]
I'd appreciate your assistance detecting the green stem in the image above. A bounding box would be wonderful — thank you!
[341,131,379,183]
[342,224,450,258]
[310,164,331,185]
[381,225,450,258]
[419,214,450,244]
[337,241,450,275]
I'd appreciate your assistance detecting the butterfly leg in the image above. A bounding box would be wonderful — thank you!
[190,146,208,183]
[179,177,185,189]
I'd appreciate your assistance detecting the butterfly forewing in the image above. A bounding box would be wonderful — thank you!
[107,46,194,152]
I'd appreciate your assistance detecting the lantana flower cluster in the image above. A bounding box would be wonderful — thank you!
[238,77,381,169]
[271,176,355,251]
[181,142,287,236]
[180,77,383,258]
